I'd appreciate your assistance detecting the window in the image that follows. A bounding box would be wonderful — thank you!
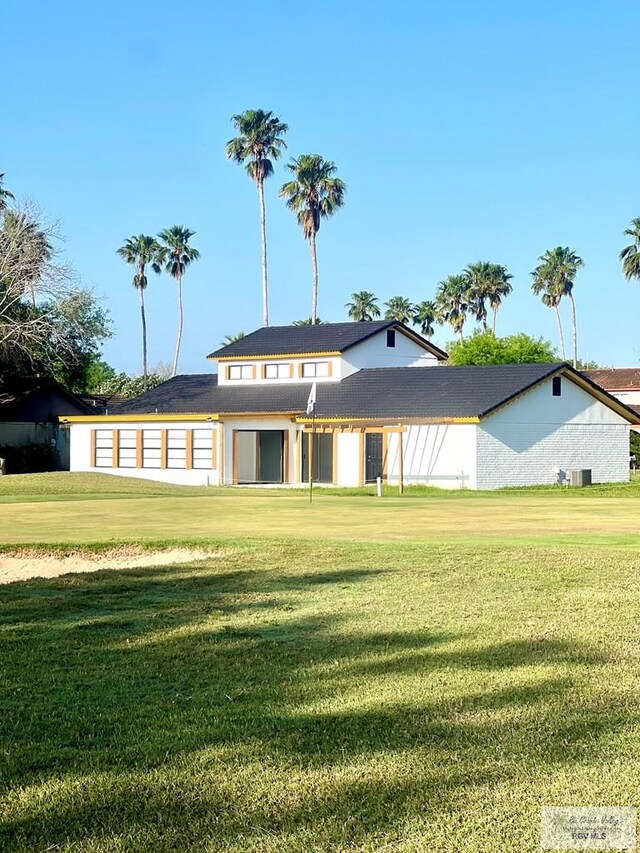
[228,364,253,380]
[265,363,289,379]
[167,429,187,468]
[142,429,162,468]
[192,429,214,469]
[552,376,562,397]
[118,429,137,468]
[302,361,329,378]
[386,329,396,348]
[94,429,113,467]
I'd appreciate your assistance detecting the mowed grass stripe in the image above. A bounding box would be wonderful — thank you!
[2,491,640,546]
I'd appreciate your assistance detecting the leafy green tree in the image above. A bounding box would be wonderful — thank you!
[117,234,161,392]
[226,110,288,328]
[531,247,583,367]
[448,330,557,366]
[413,300,437,337]
[1,290,113,390]
[0,173,13,212]
[384,296,415,324]
[280,155,346,325]
[345,291,380,321]
[94,370,169,399]
[435,275,469,340]
[292,317,326,325]
[156,226,200,377]
[620,218,640,285]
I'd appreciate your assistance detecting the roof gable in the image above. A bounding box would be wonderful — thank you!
[207,321,447,360]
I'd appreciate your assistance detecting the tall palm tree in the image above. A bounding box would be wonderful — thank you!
[226,109,288,328]
[531,269,566,362]
[345,291,380,321]
[156,226,200,377]
[280,155,346,324]
[413,300,437,337]
[486,264,513,333]
[0,173,14,212]
[117,234,161,391]
[531,247,583,367]
[435,275,469,340]
[620,217,640,284]
[384,296,415,324]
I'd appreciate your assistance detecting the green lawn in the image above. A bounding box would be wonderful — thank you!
[2,473,640,851]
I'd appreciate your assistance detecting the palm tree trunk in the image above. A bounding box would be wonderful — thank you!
[172,272,183,377]
[568,292,578,368]
[310,229,319,325]
[492,307,497,334]
[553,304,566,361]
[139,286,148,392]
[257,178,269,327]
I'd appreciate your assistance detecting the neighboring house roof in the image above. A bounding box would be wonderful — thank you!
[207,321,448,360]
[0,377,96,421]
[100,363,638,423]
[76,393,129,413]
[583,368,640,391]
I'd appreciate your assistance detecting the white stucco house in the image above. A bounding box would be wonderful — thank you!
[64,321,638,490]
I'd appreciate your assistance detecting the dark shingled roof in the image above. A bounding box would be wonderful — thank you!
[108,363,619,421]
[207,320,447,360]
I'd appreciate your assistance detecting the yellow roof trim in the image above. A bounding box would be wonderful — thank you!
[62,414,219,423]
[210,351,341,361]
[295,415,480,424]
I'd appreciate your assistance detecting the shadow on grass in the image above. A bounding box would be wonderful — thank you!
[0,557,635,851]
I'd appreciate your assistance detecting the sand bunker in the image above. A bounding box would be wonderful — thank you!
[0,548,216,584]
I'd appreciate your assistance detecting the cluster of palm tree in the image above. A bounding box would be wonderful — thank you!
[226,109,345,327]
[433,262,513,340]
[344,292,438,336]
[344,262,513,340]
[344,250,589,369]
[117,227,199,388]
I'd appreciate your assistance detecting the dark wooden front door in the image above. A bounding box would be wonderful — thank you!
[365,433,383,483]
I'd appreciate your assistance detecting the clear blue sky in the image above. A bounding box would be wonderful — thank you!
[3,0,639,373]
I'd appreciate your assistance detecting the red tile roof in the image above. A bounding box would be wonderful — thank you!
[583,369,640,390]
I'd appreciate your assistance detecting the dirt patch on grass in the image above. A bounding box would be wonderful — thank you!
[0,547,217,584]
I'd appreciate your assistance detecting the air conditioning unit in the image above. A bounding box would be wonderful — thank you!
[569,469,592,487]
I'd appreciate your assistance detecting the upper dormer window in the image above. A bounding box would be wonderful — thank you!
[302,361,330,378]
[386,329,396,348]
[228,364,253,380]
[265,363,289,379]
[552,376,562,396]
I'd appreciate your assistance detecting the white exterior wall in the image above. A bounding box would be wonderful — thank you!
[385,424,477,489]
[335,432,361,487]
[475,377,630,490]
[69,421,220,486]
[610,389,640,404]
[340,332,440,378]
